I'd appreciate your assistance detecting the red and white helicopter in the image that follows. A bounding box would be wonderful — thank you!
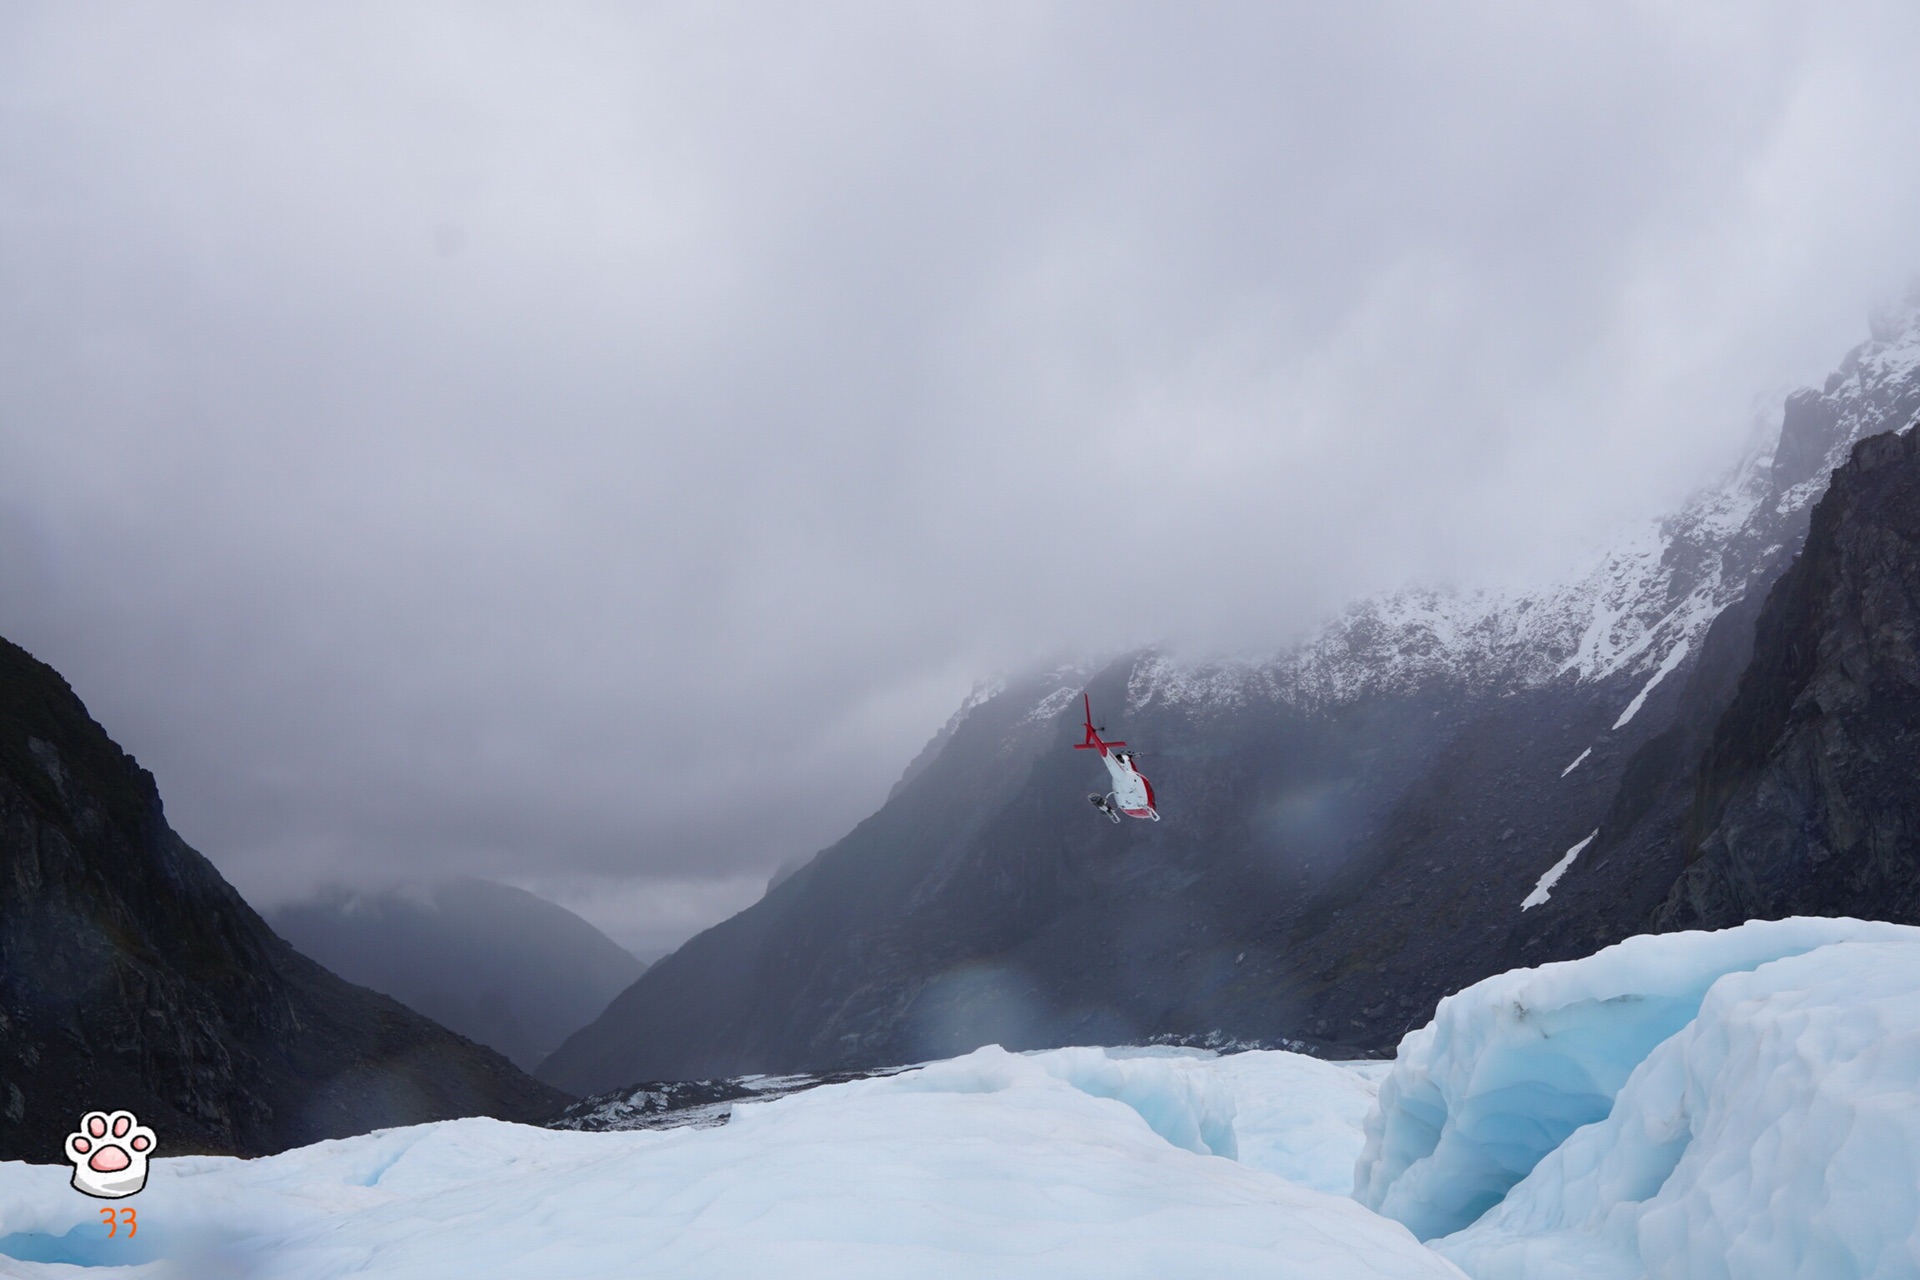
[1074,693,1159,823]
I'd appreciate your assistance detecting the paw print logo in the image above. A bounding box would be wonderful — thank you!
[65,1111,156,1199]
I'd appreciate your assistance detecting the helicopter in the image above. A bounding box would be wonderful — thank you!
[1074,693,1159,823]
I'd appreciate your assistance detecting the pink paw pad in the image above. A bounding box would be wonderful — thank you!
[88,1145,131,1173]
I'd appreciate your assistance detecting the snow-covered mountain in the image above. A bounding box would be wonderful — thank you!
[1136,295,1920,720]
[542,299,1920,1094]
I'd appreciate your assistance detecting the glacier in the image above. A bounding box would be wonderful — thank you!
[1435,937,1920,1278]
[0,1044,1460,1280]
[1354,917,1917,1243]
[7,918,1920,1277]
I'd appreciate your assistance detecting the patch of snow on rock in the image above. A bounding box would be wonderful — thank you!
[1520,830,1598,911]
[1610,639,1690,730]
[1020,684,1082,726]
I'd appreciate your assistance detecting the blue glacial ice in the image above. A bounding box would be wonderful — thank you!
[1353,916,1919,1243]
[1436,935,1920,1278]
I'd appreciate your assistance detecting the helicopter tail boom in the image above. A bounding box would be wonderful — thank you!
[1073,693,1125,751]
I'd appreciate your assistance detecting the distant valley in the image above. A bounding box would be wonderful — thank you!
[268,878,645,1072]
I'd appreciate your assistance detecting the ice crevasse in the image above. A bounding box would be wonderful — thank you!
[1354,916,1920,1279]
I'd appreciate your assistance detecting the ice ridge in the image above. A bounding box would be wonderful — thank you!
[1353,917,1919,1244]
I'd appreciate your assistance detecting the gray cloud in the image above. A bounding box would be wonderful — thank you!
[3,2,1918,951]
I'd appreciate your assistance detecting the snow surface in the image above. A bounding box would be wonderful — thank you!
[1519,829,1597,911]
[1435,938,1920,1279]
[1354,917,1920,1245]
[1208,1050,1388,1195]
[0,1045,1461,1280]
[1558,748,1591,778]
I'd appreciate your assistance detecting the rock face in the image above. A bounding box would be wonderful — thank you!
[1659,427,1920,927]
[0,637,569,1162]
[269,879,645,1072]
[542,302,1920,1095]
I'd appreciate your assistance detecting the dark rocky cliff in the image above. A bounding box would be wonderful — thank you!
[1468,311,1920,960]
[0,636,569,1162]
[1658,426,1920,927]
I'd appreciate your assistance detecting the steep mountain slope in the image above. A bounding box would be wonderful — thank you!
[543,301,1920,1094]
[1491,305,1920,958]
[269,879,644,1071]
[0,636,569,1161]
[1656,426,1920,927]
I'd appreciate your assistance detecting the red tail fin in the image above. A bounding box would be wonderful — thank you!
[1074,693,1124,751]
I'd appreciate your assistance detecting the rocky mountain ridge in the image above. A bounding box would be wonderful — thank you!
[1135,306,1920,718]
[1660,425,1920,928]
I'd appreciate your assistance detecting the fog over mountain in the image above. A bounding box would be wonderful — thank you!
[2,4,1919,950]
[268,878,647,1072]
[537,307,1920,1091]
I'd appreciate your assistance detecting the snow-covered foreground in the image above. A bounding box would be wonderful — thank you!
[0,1046,1458,1280]
[1359,917,1920,1278]
[9,917,1920,1279]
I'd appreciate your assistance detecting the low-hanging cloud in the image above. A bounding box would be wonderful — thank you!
[2,1,1918,951]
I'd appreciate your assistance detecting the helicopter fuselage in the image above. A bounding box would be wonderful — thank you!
[1074,694,1158,820]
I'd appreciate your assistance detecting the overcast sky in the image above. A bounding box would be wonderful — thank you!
[3,2,1918,954]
